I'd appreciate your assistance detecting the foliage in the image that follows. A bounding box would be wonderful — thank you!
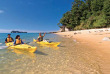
[58,0,110,30]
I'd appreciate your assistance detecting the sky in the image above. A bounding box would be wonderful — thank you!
[0,0,74,33]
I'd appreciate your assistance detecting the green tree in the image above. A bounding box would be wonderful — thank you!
[103,0,110,25]
[58,0,110,31]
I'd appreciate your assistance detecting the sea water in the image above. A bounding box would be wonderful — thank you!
[0,33,102,74]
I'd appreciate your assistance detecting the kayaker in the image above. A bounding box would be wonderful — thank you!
[37,33,46,42]
[14,35,24,45]
[5,34,14,43]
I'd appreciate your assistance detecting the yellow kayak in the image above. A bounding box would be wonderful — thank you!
[6,42,37,53]
[33,39,61,46]
[6,42,14,46]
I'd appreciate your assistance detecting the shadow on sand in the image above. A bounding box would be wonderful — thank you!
[35,50,48,56]
[58,45,65,47]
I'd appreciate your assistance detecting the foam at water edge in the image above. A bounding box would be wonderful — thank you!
[0,46,8,49]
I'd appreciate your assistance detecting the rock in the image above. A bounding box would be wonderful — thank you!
[78,32,81,34]
[105,29,109,31]
[73,40,77,42]
[74,32,77,35]
[89,31,91,33]
[99,30,103,32]
[102,37,110,41]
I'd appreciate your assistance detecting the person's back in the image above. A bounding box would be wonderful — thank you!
[5,34,14,43]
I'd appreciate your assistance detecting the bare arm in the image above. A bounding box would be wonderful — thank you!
[43,32,46,37]
[37,38,39,42]
[5,38,7,43]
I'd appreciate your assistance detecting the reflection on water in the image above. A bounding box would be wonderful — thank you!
[0,34,103,74]
[11,49,36,58]
[38,45,60,50]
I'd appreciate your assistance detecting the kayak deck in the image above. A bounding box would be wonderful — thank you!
[6,42,37,53]
[6,42,14,46]
[33,39,61,46]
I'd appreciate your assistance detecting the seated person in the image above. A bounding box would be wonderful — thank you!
[37,33,46,42]
[5,34,14,43]
[14,35,24,45]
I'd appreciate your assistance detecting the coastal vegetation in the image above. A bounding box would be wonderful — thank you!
[11,31,27,33]
[58,0,110,31]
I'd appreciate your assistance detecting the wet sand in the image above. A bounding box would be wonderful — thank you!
[55,28,110,74]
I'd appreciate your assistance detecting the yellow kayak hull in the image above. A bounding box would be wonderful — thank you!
[33,39,61,46]
[6,42,14,46]
[6,42,37,53]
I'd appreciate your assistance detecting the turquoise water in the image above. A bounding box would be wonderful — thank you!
[0,33,58,45]
[0,33,102,74]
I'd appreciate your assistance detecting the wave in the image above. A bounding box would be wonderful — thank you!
[0,46,8,49]
[0,43,2,45]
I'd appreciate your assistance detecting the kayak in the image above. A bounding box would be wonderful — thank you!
[33,39,61,46]
[6,42,37,53]
[5,42,14,46]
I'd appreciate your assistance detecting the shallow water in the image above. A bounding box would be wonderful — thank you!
[0,33,103,74]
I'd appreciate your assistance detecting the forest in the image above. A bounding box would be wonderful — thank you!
[58,0,110,31]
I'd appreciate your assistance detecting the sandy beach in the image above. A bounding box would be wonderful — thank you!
[55,28,110,74]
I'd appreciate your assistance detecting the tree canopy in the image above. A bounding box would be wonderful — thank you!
[58,0,110,30]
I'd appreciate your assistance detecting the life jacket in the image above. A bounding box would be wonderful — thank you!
[16,39,21,45]
[38,36,43,41]
[7,37,13,42]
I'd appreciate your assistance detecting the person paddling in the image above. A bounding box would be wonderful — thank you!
[37,33,46,42]
[14,35,24,45]
[5,34,14,43]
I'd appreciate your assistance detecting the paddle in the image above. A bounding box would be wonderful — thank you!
[0,38,31,49]
[45,38,55,40]
[0,43,29,49]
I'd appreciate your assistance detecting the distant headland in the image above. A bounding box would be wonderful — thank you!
[11,31,27,33]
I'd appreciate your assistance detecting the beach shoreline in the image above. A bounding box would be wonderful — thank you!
[55,28,110,74]
[55,28,110,52]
